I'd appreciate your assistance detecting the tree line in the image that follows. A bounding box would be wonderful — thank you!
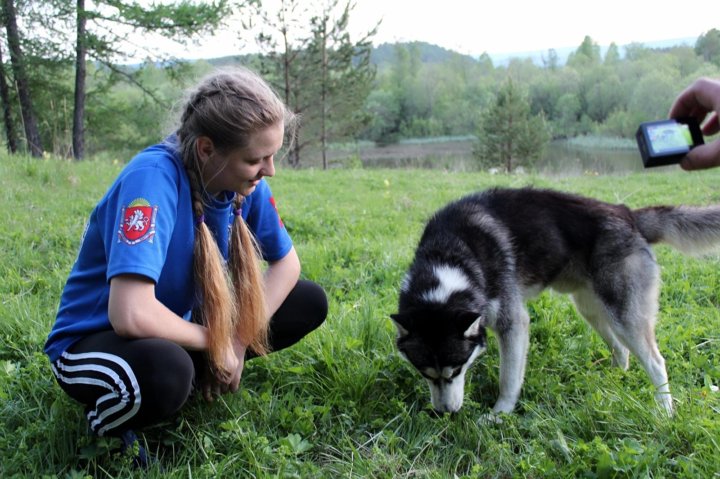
[0,0,234,159]
[1,0,719,169]
[365,32,720,144]
[0,0,376,165]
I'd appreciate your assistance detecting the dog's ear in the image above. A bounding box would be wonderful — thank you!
[390,313,411,337]
[463,318,483,339]
[455,311,483,339]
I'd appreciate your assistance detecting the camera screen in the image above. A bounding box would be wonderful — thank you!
[646,121,693,155]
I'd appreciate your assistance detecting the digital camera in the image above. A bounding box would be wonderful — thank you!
[636,118,703,167]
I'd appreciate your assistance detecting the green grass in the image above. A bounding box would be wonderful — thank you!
[1,153,719,478]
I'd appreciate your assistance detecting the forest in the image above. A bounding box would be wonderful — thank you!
[1,0,720,169]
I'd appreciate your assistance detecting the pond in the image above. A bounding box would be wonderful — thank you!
[319,138,677,175]
[537,141,648,175]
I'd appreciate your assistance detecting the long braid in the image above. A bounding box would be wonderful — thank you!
[186,155,237,374]
[230,195,269,355]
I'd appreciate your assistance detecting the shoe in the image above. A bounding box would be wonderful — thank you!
[119,429,151,469]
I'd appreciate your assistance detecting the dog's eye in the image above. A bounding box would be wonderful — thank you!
[440,366,463,379]
[421,368,440,380]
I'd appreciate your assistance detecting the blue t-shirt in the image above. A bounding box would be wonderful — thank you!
[44,139,293,362]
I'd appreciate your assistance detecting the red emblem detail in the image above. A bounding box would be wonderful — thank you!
[118,199,158,245]
[269,197,284,227]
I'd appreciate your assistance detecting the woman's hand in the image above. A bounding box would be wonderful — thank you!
[669,77,720,170]
[202,336,246,402]
[229,337,247,392]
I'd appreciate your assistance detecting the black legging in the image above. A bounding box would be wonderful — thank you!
[50,280,327,436]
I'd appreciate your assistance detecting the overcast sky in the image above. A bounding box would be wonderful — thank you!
[348,0,718,55]
[147,0,719,60]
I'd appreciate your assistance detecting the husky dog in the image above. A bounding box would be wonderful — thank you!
[392,187,720,416]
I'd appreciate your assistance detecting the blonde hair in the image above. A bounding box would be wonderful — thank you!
[176,67,295,372]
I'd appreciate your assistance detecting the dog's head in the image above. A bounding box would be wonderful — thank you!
[391,306,486,413]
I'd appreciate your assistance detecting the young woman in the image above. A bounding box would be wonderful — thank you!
[44,67,327,466]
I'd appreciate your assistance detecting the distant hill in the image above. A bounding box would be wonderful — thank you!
[368,37,698,68]
[370,41,477,65]
[190,37,700,71]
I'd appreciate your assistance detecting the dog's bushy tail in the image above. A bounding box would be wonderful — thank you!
[634,205,720,255]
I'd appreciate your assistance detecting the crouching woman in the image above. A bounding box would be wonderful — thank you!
[44,67,327,465]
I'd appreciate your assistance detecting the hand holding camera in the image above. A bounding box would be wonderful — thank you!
[665,77,720,170]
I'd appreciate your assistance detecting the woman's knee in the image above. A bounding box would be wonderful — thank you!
[132,339,195,415]
[258,280,328,356]
[296,280,328,329]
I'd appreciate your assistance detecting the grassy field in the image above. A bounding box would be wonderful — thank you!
[1,153,719,478]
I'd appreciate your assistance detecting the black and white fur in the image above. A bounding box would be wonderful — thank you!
[391,187,720,416]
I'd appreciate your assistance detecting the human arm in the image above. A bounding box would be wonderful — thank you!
[668,77,720,170]
[108,274,239,376]
[264,246,301,317]
[108,274,208,347]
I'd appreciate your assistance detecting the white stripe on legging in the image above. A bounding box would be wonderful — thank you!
[53,350,141,436]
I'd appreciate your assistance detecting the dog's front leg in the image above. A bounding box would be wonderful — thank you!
[492,309,530,414]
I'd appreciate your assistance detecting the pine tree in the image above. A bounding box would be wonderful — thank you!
[257,0,376,168]
[567,35,601,68]
[695,28,720,66]
[306,0,375,169]
[256,0,313,167]
[474,77,550,173]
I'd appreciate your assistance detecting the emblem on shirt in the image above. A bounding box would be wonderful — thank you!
[269,197,284,227]
[118,198,158,245]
